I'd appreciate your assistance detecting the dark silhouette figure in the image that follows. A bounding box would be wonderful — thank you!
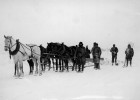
[39,45,49,71]
[125,44,134,67]
[91,42,102,70]
[110,44,118,66]
[85,46,91,58]
[46,42,70,72]
[76,42,86,72]
[69,45,78,71]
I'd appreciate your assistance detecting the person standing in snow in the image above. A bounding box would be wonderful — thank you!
[110,44,118,66]
[125,44,134,67]
[76,42,86,72]
[91,42,102,69]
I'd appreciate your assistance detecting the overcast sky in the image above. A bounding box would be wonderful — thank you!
[1,0,140,52]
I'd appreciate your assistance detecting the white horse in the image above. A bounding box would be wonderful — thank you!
[4,35,42,77]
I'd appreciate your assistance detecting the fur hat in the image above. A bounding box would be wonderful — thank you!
[79,42,83,46]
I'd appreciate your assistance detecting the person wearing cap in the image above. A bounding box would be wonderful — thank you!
[91,42,102,69]
[125,44,134,67]
[110,44,118,66]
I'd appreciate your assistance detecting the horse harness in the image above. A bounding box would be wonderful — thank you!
[25,44,37,58]
[8,39,21,59]
[7,38,36,59]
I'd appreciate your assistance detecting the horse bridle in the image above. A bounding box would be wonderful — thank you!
[5,37,17,51]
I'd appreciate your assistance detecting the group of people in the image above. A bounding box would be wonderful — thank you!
[30,41,134,73]
[4,35,135,78]
[91,43,134,70]
[110,44,134,67]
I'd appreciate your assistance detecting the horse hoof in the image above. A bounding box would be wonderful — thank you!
[35,72,38,74]
[13,75,17,77]
[29,73,32,75]
[21,74,24,77]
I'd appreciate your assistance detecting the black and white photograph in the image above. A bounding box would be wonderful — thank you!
[0,0,140,100]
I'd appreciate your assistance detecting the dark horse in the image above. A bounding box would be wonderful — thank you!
[69,45,78,71]
[39,45,51,71]
[46,42,69,72]
[27,59,34,74]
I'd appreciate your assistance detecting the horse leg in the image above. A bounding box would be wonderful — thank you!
[62,59,64,71]
[37,58,42,75]
[30,59,34,74]
[52,58,55,71]
[72,59,76,71]
[61,59,64,72]
[81,64,84,72]
[14,63,17,76]
[42,59,45,72]
[21,62,24,76]
[72,60,74,71]
[59,59,62,71]
[61,59,65,72]
[27,60,31,74]
[29,59,34,75]
[56,58,58,72]
[40,58,44,72]
[65,59,69,71]
[29,64,32,75]
[72,64,74,71]
[48,58,51,71]
[16,62,20,77]
[33,59,38,74]
[75,60,78,71]
[19,61,24,77]
[30,65,32,74]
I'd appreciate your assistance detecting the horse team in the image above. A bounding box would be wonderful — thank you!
[39,42,90,72]
[4,35,134,78]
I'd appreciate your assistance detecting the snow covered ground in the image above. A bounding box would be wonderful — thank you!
[0,50,140,100]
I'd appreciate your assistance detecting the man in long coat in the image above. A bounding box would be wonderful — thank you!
[125,44,134,66]
[91,42,102,69]
[77,42,86,72]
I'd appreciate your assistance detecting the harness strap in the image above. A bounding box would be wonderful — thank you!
[9,39,20,59]
[26,44,36,58]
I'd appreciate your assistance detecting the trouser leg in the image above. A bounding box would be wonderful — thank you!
[112,56,114,65]
[115,56,117,64]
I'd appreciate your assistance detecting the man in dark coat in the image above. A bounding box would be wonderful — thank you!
[110,44,118,66]
[77,42,86,72]
[125,44,134,67]
[91,42,102,69]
